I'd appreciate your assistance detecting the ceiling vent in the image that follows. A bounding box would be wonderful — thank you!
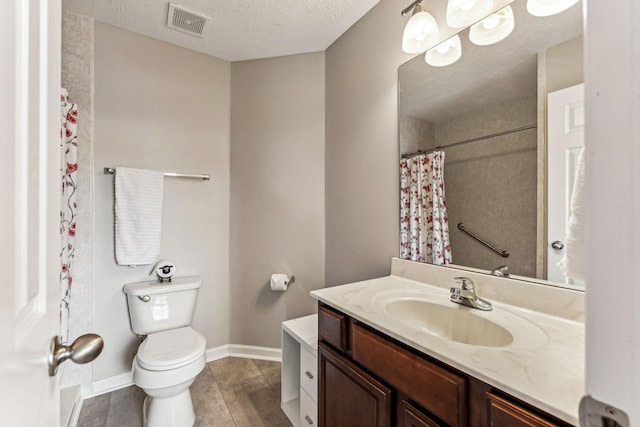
[166,3,209,38]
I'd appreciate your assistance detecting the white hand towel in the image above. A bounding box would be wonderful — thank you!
[557,147,586,282]
[115,167,164,266]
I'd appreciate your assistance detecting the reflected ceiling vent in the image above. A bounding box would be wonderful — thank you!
[166,3,209,38]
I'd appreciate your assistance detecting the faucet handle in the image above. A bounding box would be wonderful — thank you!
[454,276,475,291]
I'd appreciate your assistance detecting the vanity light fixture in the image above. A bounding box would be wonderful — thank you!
[425,34,462,67]
[401,0,440,54]
[469,6,515,46]
[446,0,494,28]
[526,0,580,17]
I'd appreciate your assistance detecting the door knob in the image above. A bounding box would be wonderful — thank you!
[551,240,565,250]
[48,333,104,376]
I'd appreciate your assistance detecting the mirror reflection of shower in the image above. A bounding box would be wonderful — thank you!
[398,0,584,288]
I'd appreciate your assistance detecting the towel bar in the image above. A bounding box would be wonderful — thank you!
[104,167,210,181]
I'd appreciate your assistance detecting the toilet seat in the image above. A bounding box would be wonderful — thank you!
[137,326,206,371]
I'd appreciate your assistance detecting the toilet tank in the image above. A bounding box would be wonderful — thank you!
[123,277,201,335]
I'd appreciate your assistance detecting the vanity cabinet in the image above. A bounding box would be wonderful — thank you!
[319,344,392,427]
[317,304,573,427]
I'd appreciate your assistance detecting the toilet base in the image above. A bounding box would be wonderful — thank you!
[143,388,195,427]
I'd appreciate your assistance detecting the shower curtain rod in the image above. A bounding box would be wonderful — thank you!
[103,167,210,181]
[401,124,537,159]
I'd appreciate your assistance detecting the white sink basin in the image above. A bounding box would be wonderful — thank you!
[385,299,513,347]
[372,290,548,349]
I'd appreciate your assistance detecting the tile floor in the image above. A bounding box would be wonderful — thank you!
[77,357,293,427]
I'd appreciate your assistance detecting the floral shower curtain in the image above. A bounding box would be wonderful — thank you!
[60,89,78,344]
[400,151,452,265]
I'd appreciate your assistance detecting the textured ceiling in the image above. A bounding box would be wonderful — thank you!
[62,0,381,61]
[400,0,583,122]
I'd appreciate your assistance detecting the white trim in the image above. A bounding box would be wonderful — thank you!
[206,344,282,362]
[226,344,282,361]
[83,372,133,398]
[205,344,231,362]
[65,394,83,427]
[83,345,282,398]
[61,385,83,427]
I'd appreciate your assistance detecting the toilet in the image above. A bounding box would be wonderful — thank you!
[124,277,206,427]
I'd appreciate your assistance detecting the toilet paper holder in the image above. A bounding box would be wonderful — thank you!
[270,273,295,291]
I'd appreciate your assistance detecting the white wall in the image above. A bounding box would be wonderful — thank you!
[230,52,326,348]
[93,22,231,380]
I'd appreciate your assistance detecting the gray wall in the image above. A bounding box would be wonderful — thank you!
[93,22,231,380]
[325,0,411,286]
[438,96,538,277]
[230,53,326,347]
[399,116,435,155]
[546,35,584,93]
[324,0,516,287]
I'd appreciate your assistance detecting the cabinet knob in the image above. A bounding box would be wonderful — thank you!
[305,370,314,379]
[304,415,314,425]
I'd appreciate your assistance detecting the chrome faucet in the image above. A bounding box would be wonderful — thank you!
[491,265,509,277]
[450,277,492,311]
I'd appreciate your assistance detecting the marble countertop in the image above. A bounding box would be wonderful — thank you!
[310,272,584,425]
[282,313,318,353]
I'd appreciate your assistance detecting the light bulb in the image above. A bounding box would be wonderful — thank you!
[436,44,451,54]
[469,5,514,46]
[425,35,462,67]
[482,14,500,30]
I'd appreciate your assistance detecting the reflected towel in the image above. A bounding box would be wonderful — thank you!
[115,167,164,266]
[557,147,585,282]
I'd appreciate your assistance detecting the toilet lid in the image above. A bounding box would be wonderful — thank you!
[138,327,206,371]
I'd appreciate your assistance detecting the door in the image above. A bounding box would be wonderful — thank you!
[319,343,392,427]
[584,0,640,423]
[546,83,584,285]
[0,0,62,426]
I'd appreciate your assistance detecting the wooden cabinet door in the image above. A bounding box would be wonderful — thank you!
[400,400,444,427]
[487,392,567,427]
[319,342,392,427]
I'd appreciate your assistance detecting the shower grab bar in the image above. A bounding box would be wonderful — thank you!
[103,167,210,181]
[457,223,509,258]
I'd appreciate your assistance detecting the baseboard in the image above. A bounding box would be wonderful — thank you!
[83,372,133,398]
[83,344,282,399]
[206,344,282,362]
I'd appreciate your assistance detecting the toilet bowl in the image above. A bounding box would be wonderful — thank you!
[132,327,206,426]
[123,277,206,427]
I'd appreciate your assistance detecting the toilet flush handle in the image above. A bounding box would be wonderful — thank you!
[138,295,151,302]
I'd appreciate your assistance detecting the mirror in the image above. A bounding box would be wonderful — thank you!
[398,0,584,288]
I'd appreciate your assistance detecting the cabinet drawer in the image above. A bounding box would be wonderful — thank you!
[352,323,466,427]
[487,392,566,427]
[401,400,443,427]
[300,346,318,401]
[318,305,347,351]
[300,388,317,427]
